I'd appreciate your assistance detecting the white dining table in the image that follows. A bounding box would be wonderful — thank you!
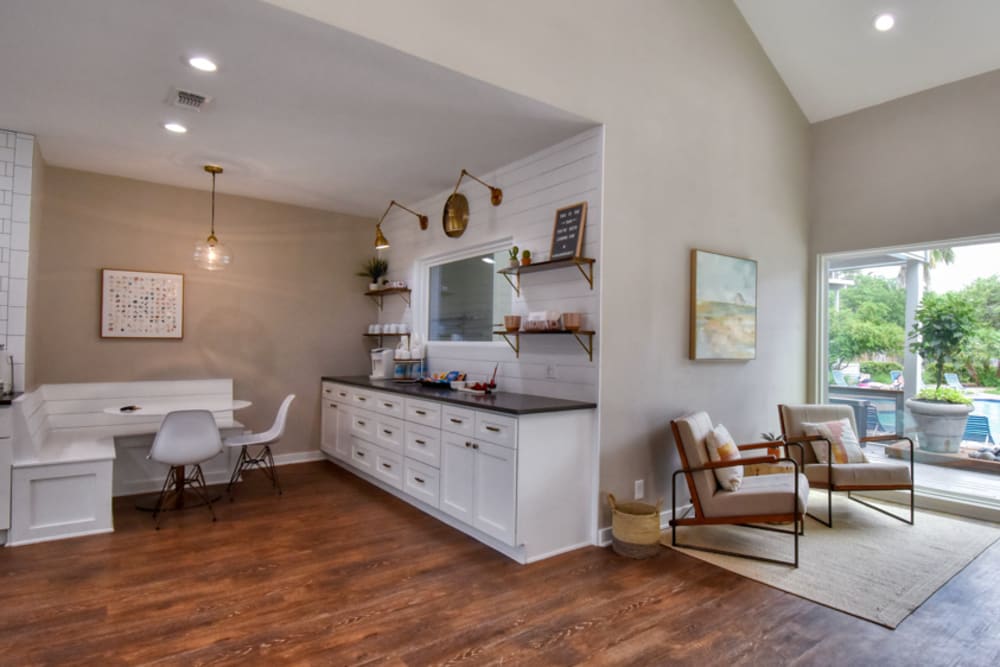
[104,399,252,511]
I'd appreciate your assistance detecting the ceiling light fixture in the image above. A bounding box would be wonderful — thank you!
[188,56,218,72]
[481,257,495,264]
[164,122,188,134]
[442,169,503,239]
[874,13,895,32]
[193,165,233,270]
[373,200,429,250]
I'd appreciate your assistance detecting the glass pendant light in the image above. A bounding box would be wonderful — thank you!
[193,164,232,270]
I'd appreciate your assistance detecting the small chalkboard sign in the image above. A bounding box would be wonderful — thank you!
[549,202,588,261]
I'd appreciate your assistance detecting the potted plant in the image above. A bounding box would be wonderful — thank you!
[357,256,389,292]
[905,292,976,453]
[521,249,532,266]
[508,246,520,268]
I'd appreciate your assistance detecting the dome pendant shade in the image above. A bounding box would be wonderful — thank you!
[194,164,232,270]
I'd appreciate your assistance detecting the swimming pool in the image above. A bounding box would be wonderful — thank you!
[974,398,1000,442]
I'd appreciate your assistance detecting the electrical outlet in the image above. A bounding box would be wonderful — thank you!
[634,479,644,500]
[546,364,557,379]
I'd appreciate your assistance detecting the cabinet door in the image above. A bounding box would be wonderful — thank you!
[439,433,475,524]
[320,399,341,458]
[335,404,353,460]
[473,441,517,546]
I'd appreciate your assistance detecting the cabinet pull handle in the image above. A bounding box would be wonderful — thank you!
[414,476,425,484]
[358,397,367,402]
[329,403,337,408]
[450,418,463,424]
[415,439,426,445]
[339,392,347,397]
[485,425,500,432]
[472,443,479,449]
[382,463,392,470]
[324,388,331,393]
[416,409,427,415]
[383,429,393,435]
[357,420,366,426]
[356,451,365,458]
[465,442,472,448]
[384,402,393,408]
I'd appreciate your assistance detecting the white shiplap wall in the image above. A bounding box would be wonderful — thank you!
[376,127,603,401]
[0,129,33,392]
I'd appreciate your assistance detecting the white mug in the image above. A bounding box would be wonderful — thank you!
[372,324,382,334]
[399,323,410,334]
[387,324,399,334]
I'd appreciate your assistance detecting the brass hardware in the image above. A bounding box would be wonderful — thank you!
[442,169,503,238]
[472,443,479,449]
[465,442,472,448]
[485,426,500,432]
[357,420,366,426]
[383,429,392,435]
[383,403,392,408]
[194,164,232,270]
[382,463,391,469]
[373,199,429,249]
[358,397,366,401]
[357,451,365,457]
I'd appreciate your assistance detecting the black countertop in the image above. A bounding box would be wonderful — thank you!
[323,376,596,416]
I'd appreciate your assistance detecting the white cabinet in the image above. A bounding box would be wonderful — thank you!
[473,441,517,545]
[440,433,476,524]
[320,380,595,564]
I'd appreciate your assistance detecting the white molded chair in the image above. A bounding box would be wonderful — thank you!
[148,410,224,528]
[225,394,295,498]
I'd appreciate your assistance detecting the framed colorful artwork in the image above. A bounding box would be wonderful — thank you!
[689,249,757,360]
[100,269,184,339]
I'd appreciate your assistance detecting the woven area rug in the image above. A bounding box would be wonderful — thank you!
[661,492,1000,628]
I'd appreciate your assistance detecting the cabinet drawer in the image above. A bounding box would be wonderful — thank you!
[441,405,476,437]
[373,445,404,490]
[352,389,375,409]
[403,458,440,507]
[374,415,405,453]
[475,411,517,449]
[350,437,375,474]
[349,410,376,441]
[373,392,405,419]
[330,384,352,402]
[404,423,441,468]
[405,398,441,428]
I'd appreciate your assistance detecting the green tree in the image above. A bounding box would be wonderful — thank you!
[909,292,977,391]
[956,276,1000,384]
[829,310,905,367]
[836,273,906,326]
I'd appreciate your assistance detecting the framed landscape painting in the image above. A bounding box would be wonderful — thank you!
[689,249,757,360]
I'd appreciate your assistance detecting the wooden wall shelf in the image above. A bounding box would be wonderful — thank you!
[493,330,595,361]
[363,332,410,347]
[365,287,411,311]
[497,257,595,296]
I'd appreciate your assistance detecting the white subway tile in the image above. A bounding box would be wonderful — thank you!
[0,291,6,305]
[0,190,10,205]
[11,194,29,222]
[12,363,24,392]
[8,278,26,306]
[0,176,12,192]
[13,166,31,195]
[0,303,8,320]
[3,162,12,177]
[0,262,9,278]
[0,320,6,336]
[0,147,13,162]
[10,250,27,278]
[14,136,33,166]
[7,306,25,335]
[10,222,28,251]
[3,132,14,148]
[6,335,24,360]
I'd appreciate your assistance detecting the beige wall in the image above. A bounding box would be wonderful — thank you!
[811,68,1000,255]
[266,0,812,522]
[25,141,46,391]
[34,166,372,454]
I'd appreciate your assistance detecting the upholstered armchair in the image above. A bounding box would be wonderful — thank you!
[670,412,809,567]
[779,404,914,527]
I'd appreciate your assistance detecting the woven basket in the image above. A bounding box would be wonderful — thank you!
[608,493,662,559]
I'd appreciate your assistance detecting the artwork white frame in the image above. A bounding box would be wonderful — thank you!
[100,269,184,339]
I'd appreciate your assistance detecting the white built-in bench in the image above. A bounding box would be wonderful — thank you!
[8,379,243,546]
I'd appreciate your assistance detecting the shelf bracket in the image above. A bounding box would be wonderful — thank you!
[575,262,594,290]
[497,332,520,358]
[571,332,594,362]
[399,292,411,306]
[367,294,384,311]
[501,272,520,297]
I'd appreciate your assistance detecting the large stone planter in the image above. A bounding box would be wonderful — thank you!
[905,398,974,453]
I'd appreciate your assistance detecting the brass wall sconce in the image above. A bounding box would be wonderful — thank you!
[374,200,429,250]
[442,169,503,238]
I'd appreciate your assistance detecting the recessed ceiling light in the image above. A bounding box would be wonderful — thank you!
[188,56,218,72]
[874,13,895,32]
[163,122,187,134]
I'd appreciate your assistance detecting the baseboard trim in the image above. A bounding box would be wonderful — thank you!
[273,450,326,466]
[6,527,114,548]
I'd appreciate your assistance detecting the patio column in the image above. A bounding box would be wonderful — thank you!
[902,258,924,401]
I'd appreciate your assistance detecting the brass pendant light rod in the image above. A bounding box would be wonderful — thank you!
[204,164,223,243]
[451,168,503,206]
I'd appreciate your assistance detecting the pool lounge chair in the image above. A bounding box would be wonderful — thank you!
[831,370,847,386]
[963,415,995,445]
[944,373,966,392]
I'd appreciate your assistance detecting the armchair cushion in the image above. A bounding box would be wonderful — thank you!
[804,461,911,487]
[700,473,810,518]
[705,424,743,491]
[802,418,866,464]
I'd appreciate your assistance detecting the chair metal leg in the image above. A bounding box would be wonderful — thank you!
[152,466,176,530]
[228,445,282,498]
[264,446,282,495]
[227,446,249,499]
[807,486,834,528]
[847,490,915,525]
[187,464,217,522]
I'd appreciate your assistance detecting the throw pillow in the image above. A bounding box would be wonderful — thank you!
[705,424,743,491]
[801,418,867,464]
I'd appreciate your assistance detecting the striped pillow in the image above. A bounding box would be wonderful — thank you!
[705,424,743,491]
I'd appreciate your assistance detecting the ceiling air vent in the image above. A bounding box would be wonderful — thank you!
[167,87,212,112]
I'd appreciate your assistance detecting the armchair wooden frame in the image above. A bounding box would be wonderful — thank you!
[669,422,806,568]
[778,406,915,528]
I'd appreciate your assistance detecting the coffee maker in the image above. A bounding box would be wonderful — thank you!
[370,348,395,379]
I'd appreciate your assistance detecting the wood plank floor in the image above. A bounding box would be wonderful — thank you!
[1,461,998,666]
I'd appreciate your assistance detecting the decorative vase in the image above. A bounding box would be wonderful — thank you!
[905,398,974,453]
[368,282,379,292]
[503,315,522,332]
[521,257,531,266]
[562,312,582,331]
[509,258,519,268]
